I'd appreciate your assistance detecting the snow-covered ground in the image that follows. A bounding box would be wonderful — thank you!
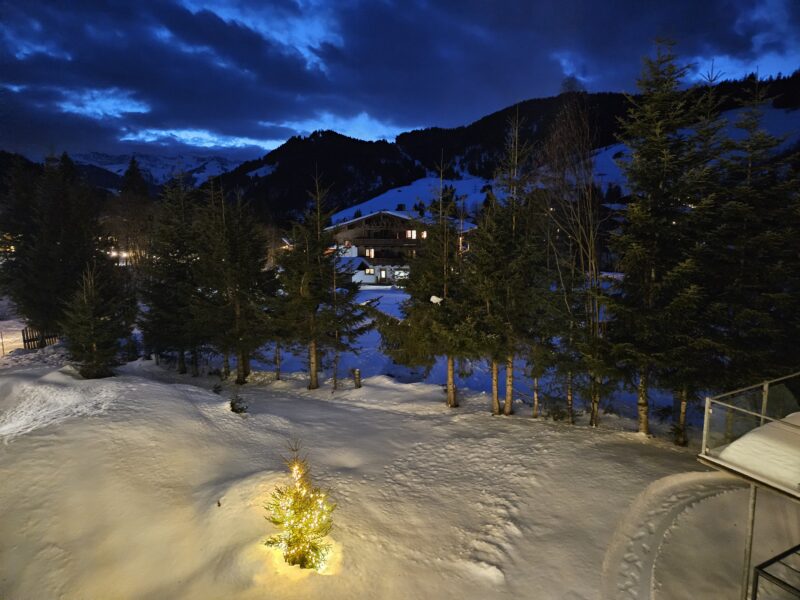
[2,344,799,599]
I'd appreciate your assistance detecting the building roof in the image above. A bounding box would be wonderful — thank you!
[325,210,413,231]
[327,209,476,233]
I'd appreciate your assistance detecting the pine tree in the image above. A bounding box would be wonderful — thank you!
[139,181,202,373]
[610,42,699,435]
[696,81,800,387]
[265,443,335,570]
[0,153,101,346]
[105,156,154,272]
[61,260,136,378]
[278,174,370,390]
[120,157,149,198]
[657,75,728,445]
[465,114,549,415]
[383,163,473,407]
[193,187,277,384]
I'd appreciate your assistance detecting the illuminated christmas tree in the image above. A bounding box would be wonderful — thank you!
[265,445,336,570]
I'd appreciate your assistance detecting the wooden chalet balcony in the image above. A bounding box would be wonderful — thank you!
[350,238,418,247]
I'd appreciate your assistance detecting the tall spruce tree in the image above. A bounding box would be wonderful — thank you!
[0,153,100,346]
[610,42,699,435]
[279,174,370,390]
[61,260,136,378]
[656,75,728,444]
[193,187,277,384]
[104,156,154,272]
[383,165,473,408]
[465,114,549,415]
[139,181,202,373]
[696,81,800,387]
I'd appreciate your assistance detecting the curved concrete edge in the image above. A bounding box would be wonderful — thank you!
[601,470,745,600]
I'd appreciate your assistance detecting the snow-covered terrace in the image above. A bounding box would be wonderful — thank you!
[698,371,800,499]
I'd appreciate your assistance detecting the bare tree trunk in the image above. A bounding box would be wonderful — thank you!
[308,339,319,390]
[503,354,514,415]
[243,351,251,378]
[532,376,540,418]
[589,374,600,427]
[446,355,458,407]
[566,371,574,424]
[638,370,650,435]
[235,349,247,385]
[190,348,199,377]
[491,360,500,415]
[222,352,230,379]
[332,350,340,391]
[674,387,689,446]
[177,350,187,374]
[274,344,281,381]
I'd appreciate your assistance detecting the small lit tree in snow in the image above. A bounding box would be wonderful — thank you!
[265,444,335,570]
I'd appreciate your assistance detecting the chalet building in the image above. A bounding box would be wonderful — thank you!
[326,209,477,285]
[327,211,425,285]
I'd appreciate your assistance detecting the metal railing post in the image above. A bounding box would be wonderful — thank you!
[701,396,711,455]
[741,484,758,600]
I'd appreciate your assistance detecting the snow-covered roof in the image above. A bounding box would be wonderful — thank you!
[325,210,412,231]
[327,209,477,234]
[338,256,372,271]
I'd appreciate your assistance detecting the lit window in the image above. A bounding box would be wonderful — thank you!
[406,229,417,239]
[380,269,387,279]
[421,231,427,239]
[365,267,374,275]
[365,248,375,258]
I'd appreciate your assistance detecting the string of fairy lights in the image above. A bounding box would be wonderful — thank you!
[266,452,336,571]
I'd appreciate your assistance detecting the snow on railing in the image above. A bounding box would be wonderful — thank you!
[699,371,800,499]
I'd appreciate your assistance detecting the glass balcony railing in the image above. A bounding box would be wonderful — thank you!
[699,371,800,498]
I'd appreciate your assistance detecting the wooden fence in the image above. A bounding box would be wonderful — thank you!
[21,327,59,350]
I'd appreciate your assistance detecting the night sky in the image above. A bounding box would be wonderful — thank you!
[2,0,799,161]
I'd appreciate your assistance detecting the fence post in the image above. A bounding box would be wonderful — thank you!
[0,330,4,356]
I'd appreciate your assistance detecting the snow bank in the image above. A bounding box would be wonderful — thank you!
[717,412,800,494]
[0,368,115,440]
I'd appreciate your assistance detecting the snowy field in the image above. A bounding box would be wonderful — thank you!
[2,343,799,599]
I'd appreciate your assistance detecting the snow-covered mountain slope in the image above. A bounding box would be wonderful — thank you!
[74,152,242,186]
[592,105,800,190]
[331,175,493,223]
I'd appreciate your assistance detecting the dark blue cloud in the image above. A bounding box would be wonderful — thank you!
[1,0,797,160]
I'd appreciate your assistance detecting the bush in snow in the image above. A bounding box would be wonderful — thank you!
[229,394,247,413]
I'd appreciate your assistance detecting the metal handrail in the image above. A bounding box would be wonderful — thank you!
[709,370,800,402]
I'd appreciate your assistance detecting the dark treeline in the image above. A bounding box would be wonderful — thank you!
[0,154,371,390]
[0,44,797,444]
[377,43,800,444]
